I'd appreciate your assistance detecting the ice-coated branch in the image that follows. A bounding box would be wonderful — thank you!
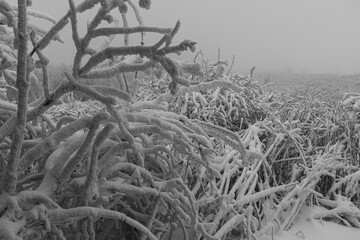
[96,18,120,51]
[0,47,16,70]
[78,45,154,75]
[152,19,180,49]
[99,178,159,196]
[156,40,196,56]
[127,0,144,26]
[213,208,249,239]
[179,80,244,94]
[64,72,117,105]
[233,183,296,207]
[30,31,50,100]
[120,12,129,46]
[81,58,157,79]
[72,0,117,75]
[16,116,93,175]
[91,85,134,102]
[107,105,145,167]
[83,122,115,205]
[56,116,79,130]
[59,113,108,187]
[0,115,16,143]
[138,0,151,10]
[49,206,158,240]
[193,119,247,159]
[140,195,161,240]
[179,61,204,76]
[98,144,131,177]
[49,133,86,175]
[0,0,18,45]
[2,0,28,195]
[77,0,101,13]
[15,190,59,209]
[78,21,196,77]
[40,114,56,132]
[0,99,17,111]
[86,2,112,33]
[8,1,57,24]
[36,134,86,195]
[122,112,194,148]
[27,23,64,43]
[68,0,81,50]
[30,0,104,55]
[30,13,70,55]
[157,56,191,94]
[106,162,156,185]
[90,26,172,39]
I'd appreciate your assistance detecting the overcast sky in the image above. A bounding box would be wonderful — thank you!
[26,0,360,74]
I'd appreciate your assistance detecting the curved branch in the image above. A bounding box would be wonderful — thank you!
[90,26,172,39]
[49,206,158,240]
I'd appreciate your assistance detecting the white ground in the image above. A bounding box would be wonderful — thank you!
[260,207,360,240]
[171,207,360,240]
[274,219,360,240]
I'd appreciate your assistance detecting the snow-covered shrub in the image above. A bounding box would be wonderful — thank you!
[0,1,259,239]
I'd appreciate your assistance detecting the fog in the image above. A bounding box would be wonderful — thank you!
[28,0,360,74]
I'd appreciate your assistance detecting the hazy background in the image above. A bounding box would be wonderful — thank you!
[24,0,360,74]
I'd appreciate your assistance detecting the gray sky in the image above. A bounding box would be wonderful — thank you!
[27,0,360,74]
